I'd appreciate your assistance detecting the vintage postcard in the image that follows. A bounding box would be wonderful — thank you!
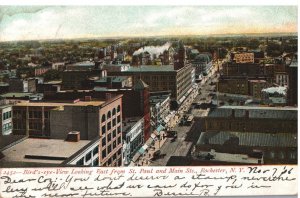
[0,1,298,197]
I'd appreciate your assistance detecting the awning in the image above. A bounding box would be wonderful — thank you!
[151,133,157,139]
[156,125,164,133]
[131,152,141,163]
[178,96,186,104]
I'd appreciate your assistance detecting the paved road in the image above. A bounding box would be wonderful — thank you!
[149,125,192,166]
[149,61,224,166]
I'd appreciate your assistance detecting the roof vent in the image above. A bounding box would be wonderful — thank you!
[66,131,80,142]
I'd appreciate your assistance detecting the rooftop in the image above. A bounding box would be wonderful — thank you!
[122,117,143,134]
[125,65,175,72]
[70,61,95,67]
[14,100,105,107]
[1,138,90,164]
[1,92,34,98]
[208,106,297,120]
[95,76,128,83]
[0,134,27,151]
[197,131,297,148]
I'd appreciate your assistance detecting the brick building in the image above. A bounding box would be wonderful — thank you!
[12,95,123,167]
[108,64,194,107]
[248,79,268,99]
[43,79,151,142]
[193,106,297,164]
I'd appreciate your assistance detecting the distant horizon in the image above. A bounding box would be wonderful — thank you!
[0,6,297,42]
[0,31,297,43]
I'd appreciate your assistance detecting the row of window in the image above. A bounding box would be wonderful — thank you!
[3,111,12,120]
[3,123,12,131]
[76,146,99,166]
[101,106,121,122]
[102,148,122,167]
[102,121,121,134]
[102,137,122,159]
[266,151,297,160]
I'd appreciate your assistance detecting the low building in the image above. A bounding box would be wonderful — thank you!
[66,61,96,71]
[203,106,297,134]
[8,78,38,93]
[248,79,268,99]
[193,131,297,164]
[262,86,287,105]
[0,136,101,167]
[122,117,144,166]
[92,76,132,89]
[218,77,248,95]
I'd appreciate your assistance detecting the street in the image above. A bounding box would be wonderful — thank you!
[148,60,222,166]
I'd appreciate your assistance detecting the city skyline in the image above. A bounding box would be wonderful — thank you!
[0,6,297,42]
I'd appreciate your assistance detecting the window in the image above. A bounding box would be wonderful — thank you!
[290,152,297,159]
[102,126,106,134]
[107,111,111,119]
[113,130,116,138]
[44,111,49,119]
[93,146,98,156]
[108,145,112,154]
[118,136,121,144]
[86,152,92,162]
[113,118,116,127]
[102,137,106,147]
[102,149,107,158]
[117,126,121,134]
[29,111,34,118]
[118,158,122,166]
[93,157,99,166]
[113,140,117,149]
[117,105,120,113]
[113,153,117,160]
[117,115,121,123]
[76,157,84,166]
[112,108,116,116]
[108,133,112,142]
[107,122,111,130]
[118,148,122,156]
[101,114,106,123]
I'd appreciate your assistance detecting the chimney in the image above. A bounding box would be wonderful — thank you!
[66,131,80,142]
[85,96,92,101]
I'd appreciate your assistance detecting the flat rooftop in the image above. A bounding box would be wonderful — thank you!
[125,65,175,72]
[1,92,34,98]
[1,138,90,164]
[69,61,95,67]
[14,100,105,107]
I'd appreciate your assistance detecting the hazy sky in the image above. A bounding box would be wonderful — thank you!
[0,6,297,41]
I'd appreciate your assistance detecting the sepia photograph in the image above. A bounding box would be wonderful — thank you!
[0,1,297,197]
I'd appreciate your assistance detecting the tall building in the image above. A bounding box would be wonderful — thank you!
[287,53,297,106]
[108,64,194,108]
[12,95,123,167]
